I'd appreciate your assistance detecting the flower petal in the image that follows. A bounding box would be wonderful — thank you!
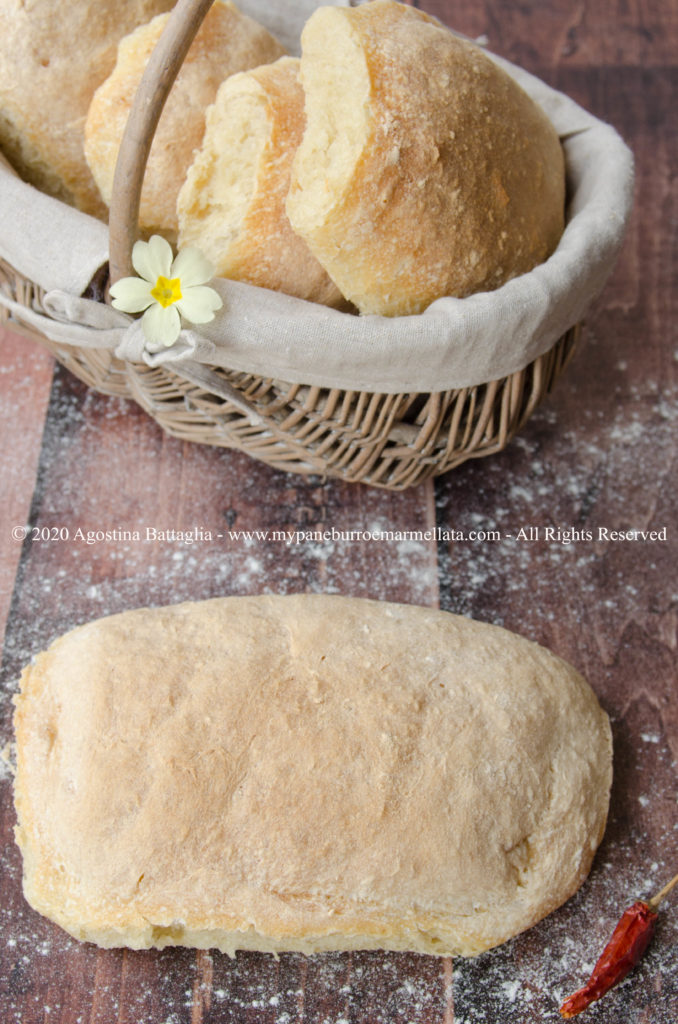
[140,302,181,350]
[171,246,216,288]
[132,234,173,283]
[109,276,154,313]
[175,285,223,324]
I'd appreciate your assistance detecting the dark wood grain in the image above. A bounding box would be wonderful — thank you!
[432,34,678,1024]
[0,366,442,1024]
[1,0,676,1022]
[422,0,677,69]
[0,329,54,641]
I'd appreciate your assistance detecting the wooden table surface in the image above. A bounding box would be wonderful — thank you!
[1,1,676,1021]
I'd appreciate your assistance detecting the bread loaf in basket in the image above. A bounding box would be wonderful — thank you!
[0,0,634,488]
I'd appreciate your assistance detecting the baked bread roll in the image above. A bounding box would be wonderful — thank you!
[178,57,343,308]
[13,594,612,957]
[84,1,286,237]
[286,0,566,316]
[0,0,173,217]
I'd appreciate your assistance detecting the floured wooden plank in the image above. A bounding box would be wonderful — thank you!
[0,329,54,647]
[0,365,440,1024]
[433,61,678,1024]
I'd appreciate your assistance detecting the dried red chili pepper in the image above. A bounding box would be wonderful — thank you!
[559,871,678,1018]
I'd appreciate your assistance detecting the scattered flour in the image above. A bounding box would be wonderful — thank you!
[1,328,676,1021]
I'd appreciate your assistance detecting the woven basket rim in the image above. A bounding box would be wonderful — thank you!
[0,247,580,487]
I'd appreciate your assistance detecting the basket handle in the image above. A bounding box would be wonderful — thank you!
[108,0,215,286]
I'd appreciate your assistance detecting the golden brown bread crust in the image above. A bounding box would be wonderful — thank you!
[84,1,286,237]
[0,0,173,217]
[286,0,566,316]
[13,595,612,957]
[178,57,343,307]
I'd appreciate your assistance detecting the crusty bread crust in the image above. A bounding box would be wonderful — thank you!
[178,57,343,307]
[14,594,611,957]
[84,1,285,236]
[286,1,566,316]
[0,0,174,216]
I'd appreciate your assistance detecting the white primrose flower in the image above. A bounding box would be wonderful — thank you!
[109,234,223,351]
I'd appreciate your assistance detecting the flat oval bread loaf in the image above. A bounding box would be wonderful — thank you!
[13,594,611,957]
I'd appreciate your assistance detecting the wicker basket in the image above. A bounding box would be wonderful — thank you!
[0,0,621,490]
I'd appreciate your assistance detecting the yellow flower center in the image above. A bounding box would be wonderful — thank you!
[151,275,182,309]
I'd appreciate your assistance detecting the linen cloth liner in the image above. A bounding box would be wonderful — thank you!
[0,0,634,395]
